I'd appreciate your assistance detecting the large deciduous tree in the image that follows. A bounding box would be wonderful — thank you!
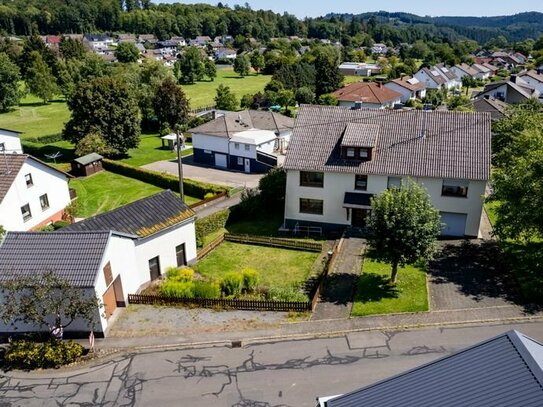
[214,84,238,111]
[26,51,58,104]
[0,52,21,112]
[63,77,141,155]
[367,180,441,283]
[313,47,343,96]
[116,42,140,63]
[153,77,190,129]
[175,46,205,84]
[233,54,251,77]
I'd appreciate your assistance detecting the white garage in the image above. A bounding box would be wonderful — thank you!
[440,212,467,237]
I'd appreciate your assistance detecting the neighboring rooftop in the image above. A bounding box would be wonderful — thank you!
[472,97,509,120]
[331,82,402,104]
[390,76,426,91]
[324,330,543,407]
[189,110,294,138]
[73,153,103,166]
[341,123,380,147]
[64,190,195,238]
[284,105,491,181]
[0,231,119,287]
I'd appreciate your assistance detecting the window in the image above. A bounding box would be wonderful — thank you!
[176,244,187,267]
[103,262,113,286]
[300,198,323,215]
[442,179,469,198]
[359,149,369,159]
[0,142,4,152]
[25,173,33,187]
[244,144,250,151]
[39,194,50,210]
[355,175,368,191]
[21,204,32,222]
[346,147,355,158]
[234,143,240,149]
[237,157,243,165]
[300,171,324,188]
[387,177,402,189]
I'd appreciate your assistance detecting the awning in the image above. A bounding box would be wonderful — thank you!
[343,192,374,209]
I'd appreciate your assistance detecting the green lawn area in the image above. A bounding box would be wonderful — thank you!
[193,242,318,289]
[70,171,199,218]
[343,75,365,85]
[181,68,271,108]
[351,259,428,317]
[119,133,193,167]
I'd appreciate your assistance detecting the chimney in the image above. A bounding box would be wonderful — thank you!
[211,110,216,120]
[378,82,383,88]
[510,74,517,84]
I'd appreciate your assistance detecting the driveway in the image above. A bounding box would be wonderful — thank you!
[143,156,263,188]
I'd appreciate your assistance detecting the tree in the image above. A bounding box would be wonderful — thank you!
[277,89,294,113]
[175,46,205,84]
[295,86,315,105]
[204,59,217,81]
[233,54,251,77]
[317,94,338,106]
[461,75,477,95]
[59,37,86,60]
[250,51,265,73]
[0,225,5,239]
[214,84,238,111]
[0,52,21,112]
[26,51,58,104]
[313,47,343,96]
[0,271,101,331]
[63,77,141,155]
[258,167,286,209]
[240,93,254,109]
[153,77,190,129]
[75,131,114,156]
[116,42,140,63]
[367,180,441,283]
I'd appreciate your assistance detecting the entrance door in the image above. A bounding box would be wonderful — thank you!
[215,153,227,168]
[102,284,117,319]
[176,243,187,267]
[148,256,161,281]
[351,208,368,227]
[244,158,250,173]
[440,212,467,237]
[113,275,125,307]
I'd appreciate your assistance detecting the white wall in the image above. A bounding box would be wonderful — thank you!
[415,70,440,89]
[0,159,71,231]
[520,75,543,94]
[0,130,23,154]
[192,133,229,154]
[285,170,486,237]
[338,100,399,109]
[450,66,468,80]
[384,82,414,103]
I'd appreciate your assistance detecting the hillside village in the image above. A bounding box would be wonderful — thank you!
[0,0,542,405]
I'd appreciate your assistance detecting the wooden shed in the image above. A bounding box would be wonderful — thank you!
[71,153,104,177]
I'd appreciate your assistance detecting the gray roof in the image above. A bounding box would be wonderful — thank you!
[64,190,195,238]
[0,231,117,287]
[421,67,446,85]
[341,123,379,147]
[472,97,508,120]
[284,105,491,181]
[477,80,535,100]
[325,330,543,407]
[73,153,103,166]
[189,110,294,138]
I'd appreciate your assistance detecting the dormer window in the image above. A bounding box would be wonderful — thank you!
[340,123,379,162]
[346,148,355,158]
[359,149,369,159]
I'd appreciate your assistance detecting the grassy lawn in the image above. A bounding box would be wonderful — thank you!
[70,171,199,218]
[484,200,499,226]
[226,213,284,236]
[193,242,318,289]
[120,133,193,167]
[351,259,428,317]
[181,68,271,108]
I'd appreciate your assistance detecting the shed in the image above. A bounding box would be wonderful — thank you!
[71,153,104,177]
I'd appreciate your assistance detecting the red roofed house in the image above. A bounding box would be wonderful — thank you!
[331,82,402,109]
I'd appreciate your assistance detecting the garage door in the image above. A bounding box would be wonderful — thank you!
[440,212,467,237]
[214,153,227,168]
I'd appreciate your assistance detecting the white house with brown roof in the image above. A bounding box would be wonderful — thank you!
[282,106,491,238]
[0,128,23,154]
[415,65,460,90]
[331,82,402,109]
[519,70,543,97]
[0,154,72,231]
[384,76,426,103]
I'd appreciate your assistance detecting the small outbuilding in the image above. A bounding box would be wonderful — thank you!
[71,153,103,177]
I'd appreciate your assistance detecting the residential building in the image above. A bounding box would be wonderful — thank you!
[190,36,212,47]
[0,128,23,154]
[472,63,491,80]
[215,47,237,60]
[138,34,157,44]
[475,76,540,104]
[519,69,543,96]
[0,154,72,231]
[471,96,508,120]
[371,43,388,54]
[414,66,448,89]
[434,63,461,88]
[170,36,186,47]
[283,105,491,237]
[117,33,136,43]
[482,62,499,76]
[384,76,427,103]
[83,34,115,52]
[338,62,382,77]
[189,110,294,173]
[318,330,543,407]
[331,82,402,109]
[451,63,479,80]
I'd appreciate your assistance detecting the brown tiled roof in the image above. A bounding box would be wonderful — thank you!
[390,76,426,92]
[472,97,508,120]
[435,64,458,81]
[283,105,491,181]
[422,67,446,85]
[189,110,294,138]
[331,82,402,104]
[455,63,478,77]
[482,63,499,72]
[342,123,379,147]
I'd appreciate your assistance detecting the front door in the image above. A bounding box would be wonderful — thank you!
[352,208,368,227]
[148,256,161,281]
[113,275,125,307]
[244,158,250,173]
[176,243,187,267]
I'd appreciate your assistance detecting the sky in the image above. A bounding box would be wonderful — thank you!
[157,0,543,18]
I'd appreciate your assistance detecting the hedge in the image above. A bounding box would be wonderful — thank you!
[24,134,63,144]
[102,159,227,199]
[195,208,230,247]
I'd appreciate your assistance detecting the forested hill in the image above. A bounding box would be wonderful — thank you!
[326,11,543,43]
[0,0,541,45]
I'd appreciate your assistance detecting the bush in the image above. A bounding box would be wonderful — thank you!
[195,208,230,247]
[102,159,227,199]
[221,272,244,296]
[165,267,194,282]
[4,340,84,370]
[242,268,260,293]
[24,134,63,144]
[52,220,70,230]
[266,286,308,302]
[193,281,221,299]
[159,281,194,298]
[204,192,216,200]
[38,224,55,232]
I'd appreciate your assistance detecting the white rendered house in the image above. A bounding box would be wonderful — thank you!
[384,76,427,103]
[0,128,23,154]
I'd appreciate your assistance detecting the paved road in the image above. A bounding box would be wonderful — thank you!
[2,322,543,406]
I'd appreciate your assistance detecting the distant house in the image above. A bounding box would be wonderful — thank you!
[215,47,237,60]
[117,33,136,43]
[384,76,427,102]
[414,65,460,90]
[318,330,543,407]
[189,110,294,173]
[138,34,157,44]
[331,82,402,109]
[475,76,539,104]
[482,62,499,76]
[519,69,543,97]
[190,36,212,47]
[471,96,508,120]
[338,62,382,77]
[71,153,103,177]
[84,34,115,52]
[170,36,186,47]
[472,63,491,80]
[0,154,72,231]
[41,35,61,49]
[451,63,479,80]
[371,43,388,54]
[0,128,23,154]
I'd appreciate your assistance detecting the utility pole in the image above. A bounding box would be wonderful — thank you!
[176,130,184,202]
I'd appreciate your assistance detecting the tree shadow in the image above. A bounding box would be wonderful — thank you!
[352,273,399,304]
[319,273,361,306]
[22,143,76,164]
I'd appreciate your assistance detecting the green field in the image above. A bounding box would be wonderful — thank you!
[351,259,428,317]
[120,134,193,167]
[70,171,199,218]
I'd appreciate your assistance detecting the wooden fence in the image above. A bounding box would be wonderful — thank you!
[128,294,311,312]
[224,234,323,252]
[310,239,341,311]
[189,191,228,210]
[197,233,225,260]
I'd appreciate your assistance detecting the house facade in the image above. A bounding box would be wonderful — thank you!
[519,70,543,98]
[190,110,294,173]
[331,82,402,109]
[384,76,427,103]
[0,128,23,154]
[283,106,491,238]
[414,65,460,90]
[475,78,539,104]
[0,154,72,231]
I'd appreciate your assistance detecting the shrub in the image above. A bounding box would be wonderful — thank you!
[4,340,84,370]
[204,192,215,200]
[193,281,221,299]
[266,286,308,302]
[195,208,230,247]
[159,281,194,298]
[221,272,244,297]
[166,267,194,282]
[52,220,70,230]
[24,134,63,144]
[241,268,260,293]
[38,224,55,232]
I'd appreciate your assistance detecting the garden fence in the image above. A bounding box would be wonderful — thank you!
[197,233,225,260]
[224,234,323,252]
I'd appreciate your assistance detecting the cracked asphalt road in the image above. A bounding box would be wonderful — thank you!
[1,322,542,406]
